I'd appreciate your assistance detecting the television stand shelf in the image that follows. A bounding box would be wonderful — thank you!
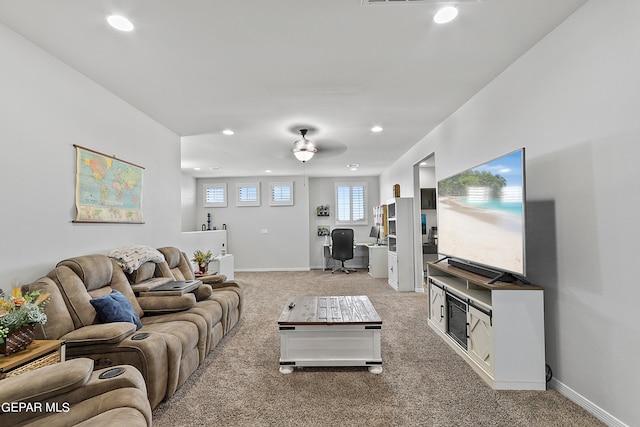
[426,262,546,390]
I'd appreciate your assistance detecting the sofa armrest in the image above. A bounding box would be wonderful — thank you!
[0,358,151,427]
[136,293,196,313]
[198,274,227,285]
[0,358,94,403]
[210,280,241,290]
[129,277,173,294]
[61,323,136,346]
[191,284,212,301]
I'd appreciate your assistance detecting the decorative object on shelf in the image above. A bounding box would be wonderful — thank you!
[317,226,330,237]
[191,250,213,274]
[207,213,212,231]
[0,288,50,355]
[316,205,330,216]
[73,144,145,224]
[393,184,400,198]
[292,129,318,163]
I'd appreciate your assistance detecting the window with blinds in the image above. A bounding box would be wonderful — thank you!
[270,182,293,206]
[203,183,227,207]
[236,183,260,206]
[335,183,367,224]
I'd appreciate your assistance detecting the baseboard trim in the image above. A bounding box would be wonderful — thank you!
[549,378,628,427]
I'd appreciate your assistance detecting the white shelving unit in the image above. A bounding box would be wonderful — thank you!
[367,245,388,278]
[427,261,546,390]
[386,198,415,291]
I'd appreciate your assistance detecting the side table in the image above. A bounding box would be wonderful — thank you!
[0,340,66,380]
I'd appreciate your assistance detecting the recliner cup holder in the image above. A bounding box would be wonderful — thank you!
[131,332,150,340]
[99,367,126,379]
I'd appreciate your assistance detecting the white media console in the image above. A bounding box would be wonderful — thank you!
[426,261,546,390]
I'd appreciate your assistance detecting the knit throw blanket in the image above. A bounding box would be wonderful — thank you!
[107,245,165,273]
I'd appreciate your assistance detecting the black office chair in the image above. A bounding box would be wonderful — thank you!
[331,228,356,274]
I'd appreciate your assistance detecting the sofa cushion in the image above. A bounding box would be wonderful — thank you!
[90,290,142,330]
[58,255,114,292]
[22,277,75,340]
[127,262,157,284]
[159,246,182,269]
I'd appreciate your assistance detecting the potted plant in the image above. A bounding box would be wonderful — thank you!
[192,250,213,274]
[0,288,50,355]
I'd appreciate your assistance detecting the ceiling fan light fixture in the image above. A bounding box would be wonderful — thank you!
[292,129,318,163]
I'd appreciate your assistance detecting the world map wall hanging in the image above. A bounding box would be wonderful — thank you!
[73,145,145,223]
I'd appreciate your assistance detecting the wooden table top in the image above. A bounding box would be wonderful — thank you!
[278,295,382,325]
[0,340,65,372]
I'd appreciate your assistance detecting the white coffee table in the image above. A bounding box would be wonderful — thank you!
[277,295,383,374]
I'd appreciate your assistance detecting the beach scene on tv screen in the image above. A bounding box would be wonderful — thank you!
[438,150,524,274]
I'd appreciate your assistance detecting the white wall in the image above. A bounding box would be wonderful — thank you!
[195,176,309,271]
[380,0,638,424]
[308,176,381,269]
[181,174,198,232]
[0,23,186,293]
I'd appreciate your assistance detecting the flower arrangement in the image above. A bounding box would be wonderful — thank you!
[192,250,213,274]
[0,288,50,345]
[192,250,214,274]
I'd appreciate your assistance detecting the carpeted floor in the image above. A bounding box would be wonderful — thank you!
[152,270,603,427]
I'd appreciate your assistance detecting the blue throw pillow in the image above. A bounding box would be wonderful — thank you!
[90,290,142,330]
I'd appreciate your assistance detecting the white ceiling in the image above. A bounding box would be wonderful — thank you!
[0,0,587,178]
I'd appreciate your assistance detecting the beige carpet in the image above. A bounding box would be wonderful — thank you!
[152,270,603,427]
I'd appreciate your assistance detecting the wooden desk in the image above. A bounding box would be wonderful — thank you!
[0,340,66,379]
[278,295,382,374]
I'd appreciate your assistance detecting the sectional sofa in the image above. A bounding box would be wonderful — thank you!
[19,246,243,412]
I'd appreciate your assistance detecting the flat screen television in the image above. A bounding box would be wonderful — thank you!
[437,148,526,277]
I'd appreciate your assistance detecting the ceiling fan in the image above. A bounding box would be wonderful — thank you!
[291,129,317,163]
[290,126,347,163]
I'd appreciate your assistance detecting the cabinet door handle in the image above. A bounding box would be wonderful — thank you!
[440,305,444,320]
[466,322,470,340]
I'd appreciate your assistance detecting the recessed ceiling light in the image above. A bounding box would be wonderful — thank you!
[371,126,383,133]
[222,129,234,135]
[348,163,360,171]
[107,15,134,32]
[193,167,201,171]
[434,6,458,24]
[265,169,272,173]
[419,162,427,167]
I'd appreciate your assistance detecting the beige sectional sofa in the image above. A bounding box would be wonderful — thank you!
[19,247,243,412]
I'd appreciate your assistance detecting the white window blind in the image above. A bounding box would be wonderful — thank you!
[236,183,260,206]
[270,182,293,206]
[335,183,367,224]
[203,183,227,207]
